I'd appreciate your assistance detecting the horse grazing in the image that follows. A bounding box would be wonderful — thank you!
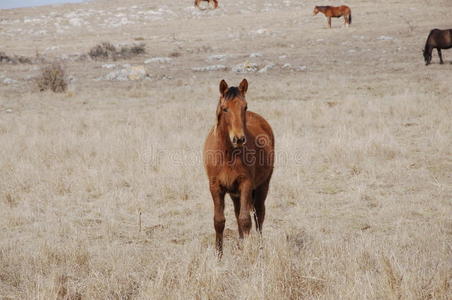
[423,29,452,65]
[194,0,218,9]
[203,79,275,256]
[313,5,352,28]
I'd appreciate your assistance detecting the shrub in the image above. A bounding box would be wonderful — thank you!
[0,51,32,64]
[88,42,146,60]
[36,62,68,93]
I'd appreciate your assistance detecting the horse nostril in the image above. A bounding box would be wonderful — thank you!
[237,136,246,144]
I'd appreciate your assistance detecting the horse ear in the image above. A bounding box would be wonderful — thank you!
[239,78,248,94]
[219,80,228,95]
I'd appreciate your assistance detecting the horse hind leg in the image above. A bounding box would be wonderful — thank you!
[437,48,444,64]
[253,181,270,234]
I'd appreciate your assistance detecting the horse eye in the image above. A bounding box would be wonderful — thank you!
[222,108,228,112]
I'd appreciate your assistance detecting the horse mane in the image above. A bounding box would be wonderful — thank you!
[424,29,437,54]
[316,6,330,12]
[224,87,241,100]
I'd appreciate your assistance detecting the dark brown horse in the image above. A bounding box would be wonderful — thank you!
[423,29,452,65]
[203,79,274,256]
[194,0,218,9]
[313,5,352,28]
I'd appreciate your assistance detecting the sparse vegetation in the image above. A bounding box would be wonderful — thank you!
[0,51,32,64]
[0,0,451,299]
[36,62,68,93]
[88,42,146,60]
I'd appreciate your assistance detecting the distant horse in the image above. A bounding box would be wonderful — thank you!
[313,5,352,28]
[423,29,452,65]
[194,0,218,9]
[203,79,275,256]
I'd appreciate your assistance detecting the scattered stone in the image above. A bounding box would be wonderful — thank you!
[102,65,148,81]
[232,62,259,73]
[208,54,227,61]
[144,57,172,64]
[3,78,17,84]
[258,64,275,73]
[254,28,268,35]
[249,53,262,58]
[282,63,307,71]
[377,35,394,41]
[69,18,84,27]
[102,64,116,69]
[128,65,147,80]
[192,65,227,72]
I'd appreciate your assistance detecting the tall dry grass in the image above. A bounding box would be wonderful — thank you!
[0,0,451,298]
[0,84,450,299]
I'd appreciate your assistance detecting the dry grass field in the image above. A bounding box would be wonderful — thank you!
[0,0,451,299]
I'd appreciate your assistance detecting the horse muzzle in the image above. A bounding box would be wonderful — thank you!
[232,135,247,147]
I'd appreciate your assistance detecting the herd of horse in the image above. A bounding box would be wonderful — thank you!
[199,4,451,255]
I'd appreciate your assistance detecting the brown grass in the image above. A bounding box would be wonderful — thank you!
[0,0,451,299]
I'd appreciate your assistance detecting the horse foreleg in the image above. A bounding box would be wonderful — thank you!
[438,48,444,64]
[210,185,226,256]
[238,181,253,236]
[231,195,243,238]
[328,17,332,28]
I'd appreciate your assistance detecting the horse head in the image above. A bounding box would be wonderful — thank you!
[216,79,248,148]
[423,48,432,65]
[313,6,320,16]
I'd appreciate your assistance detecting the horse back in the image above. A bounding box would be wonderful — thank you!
[329,5,350,17]
[428,29,452,48]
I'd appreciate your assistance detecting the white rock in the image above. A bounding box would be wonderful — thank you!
[144,57,172,64]
[102,65,148,81]
[192,65,227,72]
[249,53,262,58]
[232,62,259,73]
[102,64,116,69]
[69,18,83,26]
[3,78,17,84]
[377,35,394,40]
[258,64,275,73]
[282,64,307,71]
[208,54,227,61]
[254,28,268,35]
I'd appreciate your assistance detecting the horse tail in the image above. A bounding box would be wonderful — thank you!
[349,11,352,24]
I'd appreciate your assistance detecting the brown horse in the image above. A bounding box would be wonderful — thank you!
[423,29,452,65]
[194,0,218,9]
[313,5,352,28]
[203,79,274,256]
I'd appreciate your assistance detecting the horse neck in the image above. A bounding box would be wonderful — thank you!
[424,32,434,53]
[317,6,328,13]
